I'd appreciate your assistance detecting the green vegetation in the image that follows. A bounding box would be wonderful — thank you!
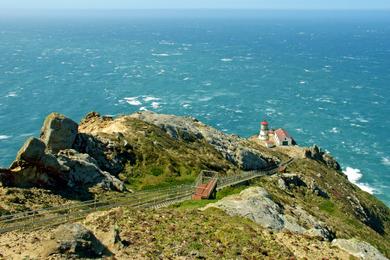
[84,207,294,259]
[319,200,336,213]
[116,118,237,191]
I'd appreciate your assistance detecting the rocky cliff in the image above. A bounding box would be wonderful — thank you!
[0,111,389,259]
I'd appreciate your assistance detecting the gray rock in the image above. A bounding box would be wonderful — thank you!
[57,149,124,191]
[332,238,388,260]
[202,187,334,241]
[46,223,108,258]
[202,187,285,231]
[40,112,78,153]
[15,137,46,163]
[235,148,268,171]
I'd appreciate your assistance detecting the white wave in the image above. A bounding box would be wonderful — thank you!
[139,107,148,111]
[343,167,376,194]
[152,53,170,57]
[5,91,17,97]
[159,40,175,45]
[221,58,233,62]
[151,102,160,109]
[183,77,190,81]
[143,96,160,102]
[182,103,191,108]
[329,127,340,134]
[382,157,390,166]
[199,96,213,102]
[124,97,142,106]
[299,80,307,84]
[356,117,369,123]
[0,135,11,140]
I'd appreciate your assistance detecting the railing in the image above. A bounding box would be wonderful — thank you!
[0,158,295,234]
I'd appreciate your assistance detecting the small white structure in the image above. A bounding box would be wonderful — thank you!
[258,121,269,141]
[273,128,293,146]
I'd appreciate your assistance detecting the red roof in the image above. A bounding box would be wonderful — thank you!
[274,128,291,141]
[261,121,268,125]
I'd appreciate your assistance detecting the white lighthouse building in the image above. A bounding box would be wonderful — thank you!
[258,121,269,140]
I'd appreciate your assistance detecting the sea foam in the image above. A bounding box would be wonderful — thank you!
[343,167,375,194]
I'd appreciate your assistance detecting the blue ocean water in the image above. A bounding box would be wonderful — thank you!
[0,11,389,205]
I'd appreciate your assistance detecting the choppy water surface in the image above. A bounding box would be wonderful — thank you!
[0,11,389,205]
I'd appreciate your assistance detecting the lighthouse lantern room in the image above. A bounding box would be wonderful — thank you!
[259,121,269,141]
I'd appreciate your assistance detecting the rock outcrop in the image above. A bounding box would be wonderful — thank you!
[332,238,388,260]
[202,187,334,240]
[304,144,341,171]
[1,113,124,192]
[130,111,272,171]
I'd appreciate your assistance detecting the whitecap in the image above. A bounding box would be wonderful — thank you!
[183,77,190,81]
[0,135,11,140]
[143,96,160,102]
[5,91,17,97]
[152,53,170,57]
[182,104,191,108]
[299,80,307,85]
[356,117,369,123]
[343,167,376,194]
[151,102,160,109]
[382,157,390,166]
[139,107,148,111]
[159,40,175,45]
[199,96,213,102]
[221,58,233,62]
[124,97,142,106]
[329,127,340,134]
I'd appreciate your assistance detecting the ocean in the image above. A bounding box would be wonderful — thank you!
[0,10,389,205]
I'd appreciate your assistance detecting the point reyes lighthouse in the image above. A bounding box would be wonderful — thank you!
[257,120,294,147]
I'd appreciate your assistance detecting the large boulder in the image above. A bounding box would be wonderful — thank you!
[15,137,46,164]
[40,113,79,153]
[332,238,387,260]
[202,187,286,231]
[40,223,109,258]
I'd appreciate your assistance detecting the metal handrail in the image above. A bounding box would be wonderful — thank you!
[0,158,295,234]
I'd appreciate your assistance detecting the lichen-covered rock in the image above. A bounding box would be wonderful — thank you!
[40,112,78,153]
[15,137,46,164]
[332,238,388,260]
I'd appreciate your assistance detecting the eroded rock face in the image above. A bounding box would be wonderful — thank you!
[332,238,388,260]
[40,112,78,153]
[130,111,272,171]
[304,145,341,171]
[57,149,124,191]
[202,187,333,240]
